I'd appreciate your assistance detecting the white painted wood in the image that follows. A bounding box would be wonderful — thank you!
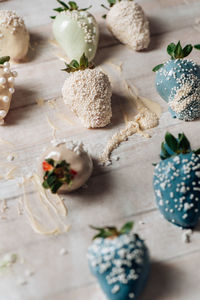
[0,0,200,299]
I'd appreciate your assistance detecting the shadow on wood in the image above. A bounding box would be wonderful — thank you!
[141,261,181,300]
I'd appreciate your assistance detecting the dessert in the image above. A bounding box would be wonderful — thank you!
[0,56,17,125]
[87,222,150,300]
[102,0,150,51]
[62,54,112,128]
[0,10,29,62]
[153,132,200,228]
[153,41,200,121]
[52,0,99,62]
[39,140,93,194]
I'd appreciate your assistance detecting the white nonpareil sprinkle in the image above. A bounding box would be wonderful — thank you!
[111,284,120,294]
[2,96,9,102]
[129,293,135,299]
[0,10,25,30]
[0,110,6,117]
[59,248,68,256]
[182,229,192,243]
[0,77,6,84]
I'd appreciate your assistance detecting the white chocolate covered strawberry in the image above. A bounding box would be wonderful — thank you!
[0,56,17,125]
[102,0,150,51]
[62,54,112,128]
[0,10,29,62]
[52,1,99,62]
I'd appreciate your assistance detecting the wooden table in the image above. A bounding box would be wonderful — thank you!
[1,0,200,299]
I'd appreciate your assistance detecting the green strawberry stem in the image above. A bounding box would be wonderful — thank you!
[152,41,200,72]
[0,56,10,64]
[62,53,95,73]
[90,221,134,240]
[160,132,200,160]
[51,0,92,19]
[42,158,77,194]
[101,0,133,18]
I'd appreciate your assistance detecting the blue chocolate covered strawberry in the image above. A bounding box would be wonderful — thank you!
[153,42,200,121]
[87,222,150,300]
[153,132,200,228]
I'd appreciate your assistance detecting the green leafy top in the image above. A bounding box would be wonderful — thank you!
[90,221,134,240]
[51,0,92,19]
[42,158,77,194]
[0,56,10,65]
[101,0,133,18]
[62,53,95,73]
[152,41,200,72]
[160,132,200,160]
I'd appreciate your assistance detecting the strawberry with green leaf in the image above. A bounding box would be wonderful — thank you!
[42,158,77,194]
[101,0,150,51]
[153,41,200,121]
[153,132,200,228]
[62,53,112,128]
[87,222,150,300]
[51,0,99,62]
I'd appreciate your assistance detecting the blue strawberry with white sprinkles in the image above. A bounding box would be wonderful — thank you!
[153,132,200,228]
[153,42,200,121]
[87,222,150,300]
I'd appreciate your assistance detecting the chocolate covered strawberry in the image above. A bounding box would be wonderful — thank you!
[102,0,150,51]
[62,54,112,128]
[153,132,200,228]
[51,1,99,62]
[153,41,200,121]
[87,222,150,300]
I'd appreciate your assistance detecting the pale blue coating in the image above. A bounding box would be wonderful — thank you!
[153,153,200,228]
[155,59,200,120]
[88,234,150,300]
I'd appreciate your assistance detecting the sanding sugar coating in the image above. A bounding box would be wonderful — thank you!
[87,233,150,300]
[39,140,93,193]
[0,10,29,61]
[106,1,150,51]
[156,59,200,121]
[0,61,17,125]
[62,69,112,128]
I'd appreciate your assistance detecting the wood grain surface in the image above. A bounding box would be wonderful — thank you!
[0,0,200,299]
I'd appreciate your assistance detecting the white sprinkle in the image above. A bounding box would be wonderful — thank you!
[7,154,15,162]
[9,88,15,94]
[2,96,9,103]
[3,68,9,73]
[0,77,6,84]
[182,229,192,243]
[111,284,120,294]
[0,110,6,117]
[12,71,18,77]
[4,62,10,68]
[129,293,135,299]
[25,269,34,277]
[8,77,14,83]
[59,248,68,256]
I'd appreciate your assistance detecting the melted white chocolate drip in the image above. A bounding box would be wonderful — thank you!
[22,174,70,236]
[100,81,161,163]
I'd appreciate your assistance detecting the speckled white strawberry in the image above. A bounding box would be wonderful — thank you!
[62,54,112,128]
[51,1,99,62]
[101,0,150,51]
[153,132,200,228]
[87,222,150,300]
